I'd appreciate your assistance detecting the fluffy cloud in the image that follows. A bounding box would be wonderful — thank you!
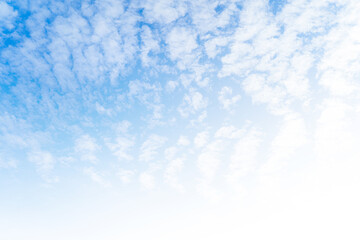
[205,36,230,59]
[218,86,241,110]
[178,89,207,117]
[0,2,18,31]
[218,0,340,114]
[317,0,360,97]
[166,27,198,69]
[141,0,187,25]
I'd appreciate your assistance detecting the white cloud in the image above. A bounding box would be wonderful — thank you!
[75,135,99,162]
[218,86,241,111]
[127,80,163,124]
[28,150,57,182]
[194,131,209,148]
[283,52,313,99]
[58,156,76,165]
[115,120,132,134]
[242,74,288,114]
[75,135,99,152]
[317,0,360,97]
[215,125,243,139]
[0,2,18,31]
[165,80,179,92]
[28,151,54,173]
[166,27,197,59]
[218,0,339,114]
[166,27,198,69]
[139,134,167,162]
[190,0,238,37]
[142,0,187,25]
[194,111,208,124]
[45,1,137,87]
[128,80,159,102]
[178,90,207,117]
[106,136,134,161]
[95,102,113,116]
[205,36,229,59]
[96,0,125,19]
[84,167,110,187]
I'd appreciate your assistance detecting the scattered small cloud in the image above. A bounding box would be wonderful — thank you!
[218,86,241,111]
[75,135,100,163]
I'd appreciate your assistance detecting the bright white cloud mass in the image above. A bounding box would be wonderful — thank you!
[1,0,360,239]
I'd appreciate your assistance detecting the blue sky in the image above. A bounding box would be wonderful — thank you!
[1,0,360,239]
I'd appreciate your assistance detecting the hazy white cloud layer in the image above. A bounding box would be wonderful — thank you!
[1,0,360,239]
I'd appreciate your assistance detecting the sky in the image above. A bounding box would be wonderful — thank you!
[1,0,360,239]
